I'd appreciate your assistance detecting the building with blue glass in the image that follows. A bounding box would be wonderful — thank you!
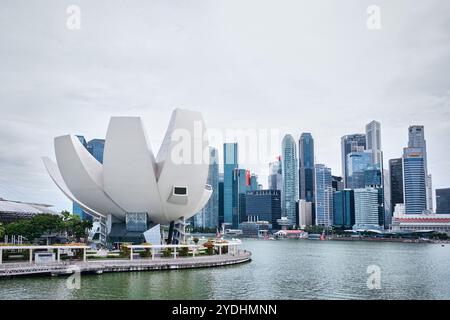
[192,147,219,228]
[281,134,299,226]
[72,136,105,221]
[245,189,281,229]
[87,139,105,164]
[218,174,224,227]
[403,147,427,214]
[232,168,251,228]
[268,157,282,191]
[436,188,450,214]
[354,187,380,230]
[223,143,238,226]
[346,150,372,189]
[333,189,355,228]
[341,134,366,188]
[314,164,333,227]
[299,133,315,203]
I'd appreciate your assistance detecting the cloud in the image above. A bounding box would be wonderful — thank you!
[0,0,449,211]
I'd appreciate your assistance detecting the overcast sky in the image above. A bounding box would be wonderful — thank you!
[1,0,449,212]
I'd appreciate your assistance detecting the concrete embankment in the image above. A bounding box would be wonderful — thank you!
[0,251,252,278]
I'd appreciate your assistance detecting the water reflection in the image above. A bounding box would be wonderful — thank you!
[1,240,449,300]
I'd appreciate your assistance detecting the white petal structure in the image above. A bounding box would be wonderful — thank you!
[43,109,212,225]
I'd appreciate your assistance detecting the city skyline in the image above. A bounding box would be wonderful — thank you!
[1,1,450,213]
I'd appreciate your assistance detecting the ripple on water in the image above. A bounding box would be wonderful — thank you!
[1,241,449,299]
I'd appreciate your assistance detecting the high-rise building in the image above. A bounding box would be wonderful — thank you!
[332,176,344,192]
[281,134,299,226]
[364,165,382,187]
[250,173,259,191]
[87,139,105,164]
[268,156,283,191]
[223,143,238,225]
[218,174,224,227]
[383,168,392,228]
[193,147,219,228]
[354,187,380,229]
[314,164,333,227]
[341,134,366,188]
[245,189,281,229]
[365,120,382,166]
[333,189,355,227]
[298,199,313,227]
[232,168,251,227]
[408,125,427,149]
[436,188,450,214]
[403,147,427,214]
[427,174,433,212]
[346,151,372,189]
[361,164,384,226]
[298,133,315,202]
[389,158,404,217]
[408,125,432,211]
[72,136,105,221]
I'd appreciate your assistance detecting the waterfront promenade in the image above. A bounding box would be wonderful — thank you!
[0,250,252,278]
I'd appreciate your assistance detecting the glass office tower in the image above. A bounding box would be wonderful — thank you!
[299,133,315,203]
[281,134,299,226]
[341,134,366,188]
[314,164,333,227]
[223,143,238,226]
[403,147,427,214]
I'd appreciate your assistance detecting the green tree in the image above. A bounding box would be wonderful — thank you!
[5,219,36,241]
[0,222,5,239]
[62,213,92,241]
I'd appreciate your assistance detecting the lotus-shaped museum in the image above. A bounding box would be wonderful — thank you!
[43,109,212,243]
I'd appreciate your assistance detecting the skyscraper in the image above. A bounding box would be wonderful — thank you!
[245,189,281,229]
[218,173,224,227]
[193,147,219,228]
[341,134,366,188]
[408,125,427,149]
[298,199,313,227]
[232,168,251,227]
[281,134,299,226]
[250,173,259,191]
[365,120,382,166]
[354,187,380,229]
[403,147,427,214]
[332,176,344,192]
[314,164,333,227]
[299,133,315,202]
[408,125,432,211]
[436,188,450,214]
[427,174,433,212]
[87,139,105,164]
[72,136,105,221]
[346,150,372,189]
[268,156,282,191]
[333,189,355,228]
[223,143,238,225]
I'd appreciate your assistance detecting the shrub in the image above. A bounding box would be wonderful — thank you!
[203,241,214,255]
[119,243,132,259]
[179,246,189,257]
[140,248,152,258]
[162,248,173,258]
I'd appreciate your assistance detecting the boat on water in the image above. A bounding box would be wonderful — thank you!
[273,230,308,239]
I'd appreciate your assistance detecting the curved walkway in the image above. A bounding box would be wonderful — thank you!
[0,251,252,277]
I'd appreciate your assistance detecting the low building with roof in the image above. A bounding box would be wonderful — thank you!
[0,198,59,224]
[391,213,450,235]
